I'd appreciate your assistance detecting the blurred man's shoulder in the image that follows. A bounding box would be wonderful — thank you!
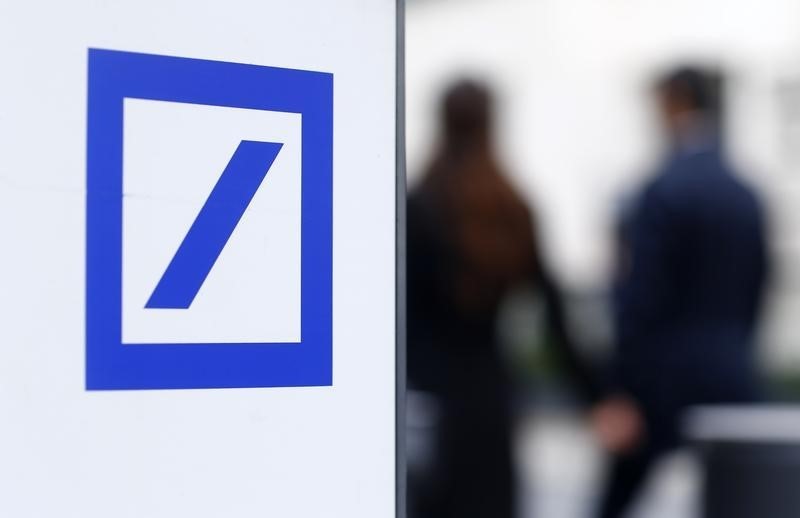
[642,152,763,219]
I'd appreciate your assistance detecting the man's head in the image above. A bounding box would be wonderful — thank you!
[654,66,722,141]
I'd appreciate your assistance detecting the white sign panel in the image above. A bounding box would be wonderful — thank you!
[0,1,400,517]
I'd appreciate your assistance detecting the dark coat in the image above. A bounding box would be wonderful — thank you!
[614,145,768,444]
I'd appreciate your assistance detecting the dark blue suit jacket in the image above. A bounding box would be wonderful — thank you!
[614,145,768,440]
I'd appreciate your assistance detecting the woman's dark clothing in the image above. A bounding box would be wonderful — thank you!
[407,163,598,518]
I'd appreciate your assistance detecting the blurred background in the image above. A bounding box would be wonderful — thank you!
[404,1,800,517]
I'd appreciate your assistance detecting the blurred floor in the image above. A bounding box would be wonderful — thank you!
[517,410,700,518]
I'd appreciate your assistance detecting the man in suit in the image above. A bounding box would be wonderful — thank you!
[592,67,769,517]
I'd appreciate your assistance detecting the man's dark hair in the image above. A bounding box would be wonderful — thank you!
[657,66,723,116]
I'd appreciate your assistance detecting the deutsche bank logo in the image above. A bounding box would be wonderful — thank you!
[86,49,333,390]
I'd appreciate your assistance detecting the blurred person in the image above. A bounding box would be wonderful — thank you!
[592,67,769,518]
[407,80,597,518]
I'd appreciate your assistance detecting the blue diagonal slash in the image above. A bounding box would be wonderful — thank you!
[146,140,283,309]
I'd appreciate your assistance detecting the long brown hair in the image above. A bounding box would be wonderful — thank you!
[417,80,539,315]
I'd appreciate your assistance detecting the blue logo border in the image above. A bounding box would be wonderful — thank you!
[86,48,333,390]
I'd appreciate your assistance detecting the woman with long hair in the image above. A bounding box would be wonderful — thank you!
[408,80,595,518]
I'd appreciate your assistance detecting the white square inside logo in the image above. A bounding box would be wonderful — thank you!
[121,99,302,344]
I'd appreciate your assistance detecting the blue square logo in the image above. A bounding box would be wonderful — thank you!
[86,49,333,390]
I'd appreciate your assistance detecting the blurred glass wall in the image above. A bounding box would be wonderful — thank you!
[406,0,800,391]
[405,1,800,517]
